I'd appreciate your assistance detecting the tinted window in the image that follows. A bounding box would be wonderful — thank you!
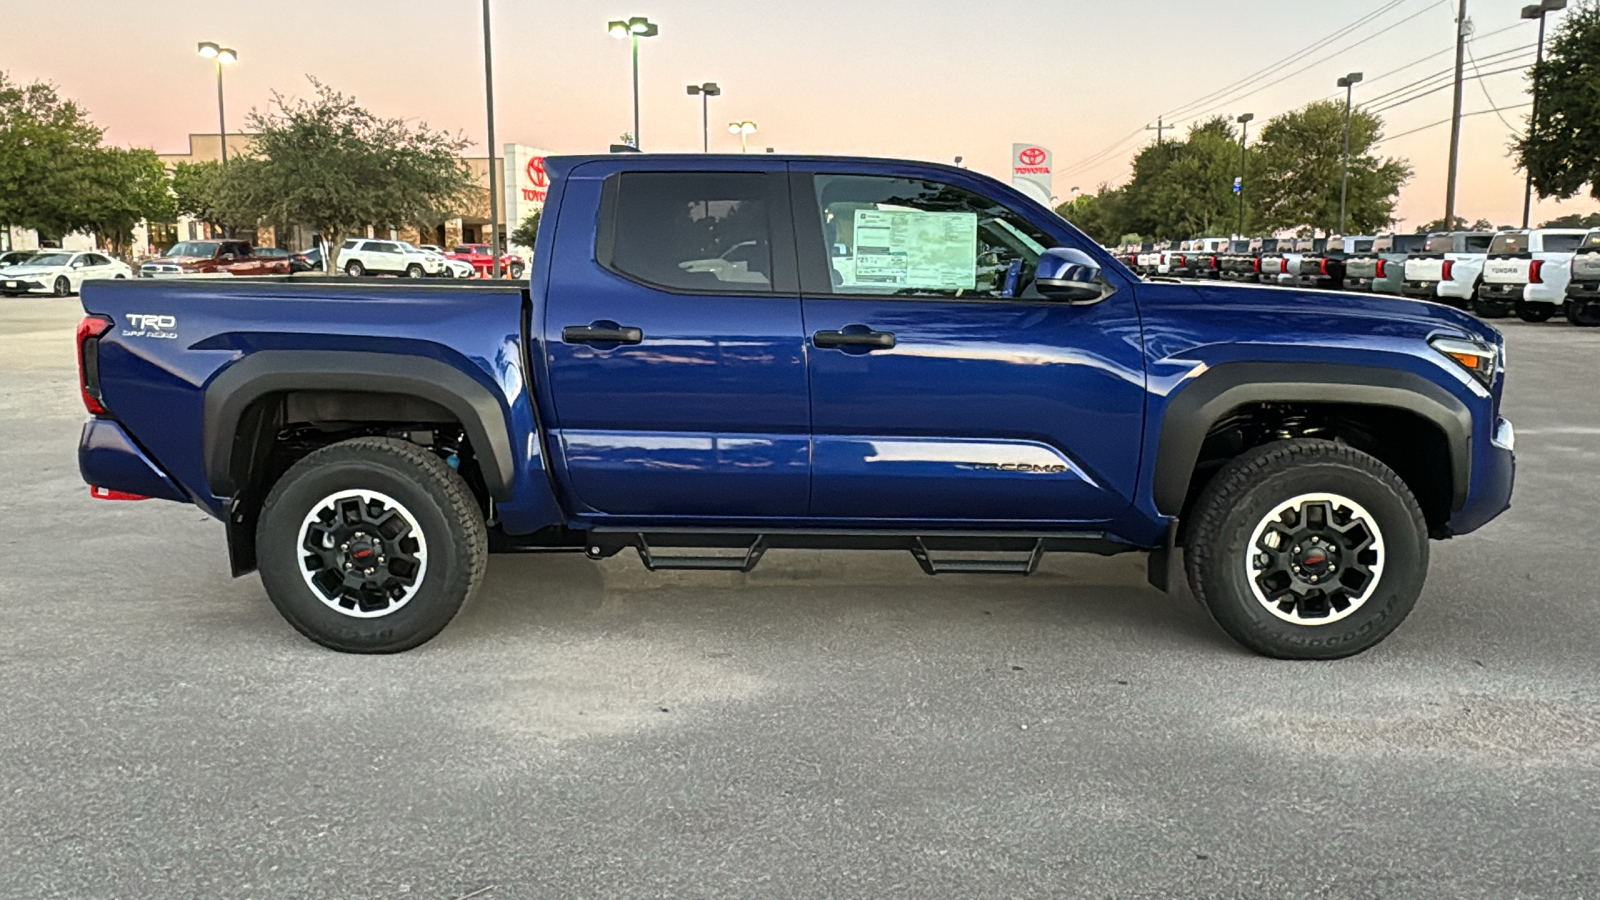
[1542,233,1583,252]
[1489,233,1528,254]
[1230,240,1251,253]
[1388,234,1429,253]
[169,241,219,258]
[603,172,776,292]
[1582,232,1600,249]
[1352,239,1374,253]
[809,174,1054,299]
[1463,234,1495,252]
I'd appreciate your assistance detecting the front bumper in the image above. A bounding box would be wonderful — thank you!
[1447,417,1516,537]
[0,277,47,293]
[1478,282,1523,306]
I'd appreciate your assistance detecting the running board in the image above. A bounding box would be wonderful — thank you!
[582,528,1133,576]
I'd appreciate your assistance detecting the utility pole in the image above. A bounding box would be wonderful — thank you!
[1146,117,1168,146]
[1443,0,1470,230]
[481,0,501,278]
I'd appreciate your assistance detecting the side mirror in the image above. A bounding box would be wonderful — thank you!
[1035,248,1109,304]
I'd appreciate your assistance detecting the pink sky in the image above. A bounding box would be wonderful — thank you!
[12,0,1597,231]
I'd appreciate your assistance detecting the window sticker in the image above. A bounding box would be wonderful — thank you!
[845,208,979,291]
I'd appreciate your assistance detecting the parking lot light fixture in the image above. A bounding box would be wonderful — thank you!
[609,16,658,149]
[1522,1,1566,227]
[198,42,237,167]
[728,120,757,153]
[686,82,721,152]
[1236,113,1254,236]
[1337,72,1363,234]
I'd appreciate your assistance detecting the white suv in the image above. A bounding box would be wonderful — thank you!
[337,239,446,278]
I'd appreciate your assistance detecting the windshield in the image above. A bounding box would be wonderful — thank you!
[27,253,73,267]
[1583,232,1600,250]
[166,241,219,258]
[1542,233,1583,253]
[0,252,35,266]
[1489,233,1528,254]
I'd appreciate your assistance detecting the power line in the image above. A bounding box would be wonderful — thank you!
[1466,43,1520,133]
[1368,62,1533,115]
[1374,102,1531,145]
[1360,42,1533,108]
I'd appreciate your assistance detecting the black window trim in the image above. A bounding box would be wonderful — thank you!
[788,170,1074,306]
[594,170,798,297]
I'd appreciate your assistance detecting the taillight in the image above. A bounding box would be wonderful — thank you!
[1320,258,1330,276]
[77,314,113,415]
[1209,255,1219,268]
[1376,259,1388,279]
[1442,260,1455,280]
[1529,260,1545,283]
[1177,255,1187,267]
[1279,259,1290,274]
[1253,258,1262,273]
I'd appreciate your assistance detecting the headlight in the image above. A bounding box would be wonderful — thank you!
[1429,335,1498,387]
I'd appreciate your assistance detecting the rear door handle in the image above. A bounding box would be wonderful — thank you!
[562,323,644,345]
[812,328,896,350]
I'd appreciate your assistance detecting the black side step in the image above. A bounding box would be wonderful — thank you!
[633,535,768,573]
[910,538,1044,576]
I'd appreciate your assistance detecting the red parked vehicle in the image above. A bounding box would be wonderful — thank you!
[446,244,526,279]
[138,240,294,278]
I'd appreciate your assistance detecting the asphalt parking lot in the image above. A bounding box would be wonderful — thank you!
[2,296,1598,899]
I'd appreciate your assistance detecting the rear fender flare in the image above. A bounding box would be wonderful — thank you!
[1152,361,1472,515]
[202,350,516,500]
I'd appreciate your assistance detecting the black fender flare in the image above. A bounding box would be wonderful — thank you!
[1152,361,1473,515]
[203,350,516,500]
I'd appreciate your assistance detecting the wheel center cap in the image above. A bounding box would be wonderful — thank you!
[1296,540,1339,575]
[344,533,384,571]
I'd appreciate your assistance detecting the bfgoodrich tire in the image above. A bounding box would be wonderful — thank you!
[1184,439,1429,660]
[257,437,487,653]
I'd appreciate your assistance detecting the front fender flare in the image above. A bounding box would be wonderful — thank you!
[1152,361,1473,515]
[202,350,516,500]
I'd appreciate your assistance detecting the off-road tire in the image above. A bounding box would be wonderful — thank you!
[1472,292,1510,318]
[1515,300,1555,323]
[257,437,488,653]
[1184,439,1429,660]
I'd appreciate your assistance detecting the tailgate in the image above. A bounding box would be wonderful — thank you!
[1571,251,1600,280]
[1405,257,1445,281]
[1344,257,1379,280]
[1483,256,1532,284]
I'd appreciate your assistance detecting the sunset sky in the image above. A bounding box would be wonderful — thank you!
[12,0,1598,231]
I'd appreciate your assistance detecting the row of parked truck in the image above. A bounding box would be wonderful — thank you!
[1116,228,1600,326]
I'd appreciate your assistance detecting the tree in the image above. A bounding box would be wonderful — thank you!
[1539,211,1600,229]
[215,78,475,270]
[1413,216,1496,234]
[1518,0,1600,201]
[170,161,224,227]
[0,73,107,240]
[509,208,541,250]
[1251,100,1411,235]
[79,147,174,254]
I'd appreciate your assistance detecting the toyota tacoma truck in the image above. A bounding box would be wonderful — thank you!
[75,154,1515,660]
[1344,233,1429,294]
[1475,228,1587,321]
[1295,236,1373,290]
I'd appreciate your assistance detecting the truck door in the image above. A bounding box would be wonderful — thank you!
[793,168,1146,523]
[540,164,809,519]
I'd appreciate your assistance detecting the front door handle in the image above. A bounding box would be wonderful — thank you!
[812,327,896,350]
[562,323,644,345]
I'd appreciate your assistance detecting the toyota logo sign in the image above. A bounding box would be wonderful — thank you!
[526,156,548,188]
[1019,147,1047,167]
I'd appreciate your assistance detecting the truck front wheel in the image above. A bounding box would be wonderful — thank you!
[257,437,487,653]
[1184,439,1428,660]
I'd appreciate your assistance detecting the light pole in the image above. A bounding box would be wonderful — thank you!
[1236,113,1254,237]
[686,82,721,152]
[728,121,757,153]
[481,0,502,278]
[1522,0,1567,228]
[608,17,659,150]
[1337,72,1363,234]
[197,43,237,166]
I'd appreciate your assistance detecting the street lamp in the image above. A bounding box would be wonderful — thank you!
[197,42,238,166]
[1522,0,1567,228]
[481,0,502,278]
[1337,71,1364,233]
[608,16,659,150]
[728,120,757,153]
[1236,113,1254,236]
[686,82,721,153]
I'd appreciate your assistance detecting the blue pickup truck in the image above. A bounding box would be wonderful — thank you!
[76,154,1515,659]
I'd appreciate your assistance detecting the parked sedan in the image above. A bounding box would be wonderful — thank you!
[0,250,131,297]
[0,250,38,269]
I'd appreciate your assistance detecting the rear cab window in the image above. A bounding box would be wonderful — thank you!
[1490,233,1528,255]
[598,171,787,293]
[801,174,1056,300]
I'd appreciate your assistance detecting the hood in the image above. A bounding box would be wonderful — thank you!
[0,264,62,276]
[1145,280,1502,349]
[146,256,207,266]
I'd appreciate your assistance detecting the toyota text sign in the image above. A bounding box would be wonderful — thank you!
[1011,143,1053,207]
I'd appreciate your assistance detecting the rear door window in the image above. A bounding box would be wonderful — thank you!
[1541,233,1583,253]
[598,171,785,293]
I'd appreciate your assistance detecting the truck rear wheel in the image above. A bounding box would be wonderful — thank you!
[1567,299,1600,327]
[257,437,487,653]
[1184,439,1428,660]
[1515,300,1555,323]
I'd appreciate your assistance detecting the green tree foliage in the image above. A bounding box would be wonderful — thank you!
[509,208,541,250]
[1413,216,1497,233]
[1538,211,1600,229]
[170,161,225,226]
[214,79,475,268]
[1517,0,1600,201]
[0,73,171,247]
[1250,100,1411,235]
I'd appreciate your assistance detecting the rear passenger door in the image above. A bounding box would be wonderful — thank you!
[540,163,809,519]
